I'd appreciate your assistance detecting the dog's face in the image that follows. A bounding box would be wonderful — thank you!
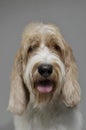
[8,23,81,115]
[23,26,66,105]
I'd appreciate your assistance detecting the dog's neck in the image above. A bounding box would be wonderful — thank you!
[26,97,73,120]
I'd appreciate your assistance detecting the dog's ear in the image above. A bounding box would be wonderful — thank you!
[8,48,29,115]
[61,42,81,107]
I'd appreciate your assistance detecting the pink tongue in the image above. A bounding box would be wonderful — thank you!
[37,85,53,93]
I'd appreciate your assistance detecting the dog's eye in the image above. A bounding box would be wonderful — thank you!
[28,45,38,53]
[53,44,61,52]
[28,46,33,53]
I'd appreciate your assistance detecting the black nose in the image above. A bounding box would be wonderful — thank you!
[38,64,53,78]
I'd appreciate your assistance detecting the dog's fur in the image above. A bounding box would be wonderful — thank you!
[8,23,82,130]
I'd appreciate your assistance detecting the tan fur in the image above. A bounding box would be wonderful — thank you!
[8,23,81,115]
[8,49,29,115]
[61,43,81,107]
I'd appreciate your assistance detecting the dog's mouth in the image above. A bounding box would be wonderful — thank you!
[35,79,55,93]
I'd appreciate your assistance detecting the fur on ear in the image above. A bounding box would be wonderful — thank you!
[8,49,29,115]
[61,43,81,107]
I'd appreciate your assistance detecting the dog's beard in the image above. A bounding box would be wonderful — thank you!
[24,49,65,107]
[26,64,64,107]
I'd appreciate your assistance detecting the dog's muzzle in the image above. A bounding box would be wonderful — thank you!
[34,64,55,93]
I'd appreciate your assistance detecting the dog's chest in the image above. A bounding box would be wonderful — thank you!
[14,104,82,130]
[28,104,66,130]
[28,117,59,130]
[19,112,65,130]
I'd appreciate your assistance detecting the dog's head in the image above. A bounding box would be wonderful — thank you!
[8,23,81,115]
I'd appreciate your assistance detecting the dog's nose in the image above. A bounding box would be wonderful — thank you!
[38,64,53,78]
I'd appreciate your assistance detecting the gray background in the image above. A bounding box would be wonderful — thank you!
[0,0,86,129]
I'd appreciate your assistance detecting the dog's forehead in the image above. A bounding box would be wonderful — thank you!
[28,25,56,41]
[34,25,56,34]
[36,26,60,40]
[22,24,65,50]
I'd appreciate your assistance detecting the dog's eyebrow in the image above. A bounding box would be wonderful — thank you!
[46,34,65,48]
[28,35,41,47]
[29,35,40,42]
[45,35,58,45]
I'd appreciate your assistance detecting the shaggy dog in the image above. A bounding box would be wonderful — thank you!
[8,23,82,130]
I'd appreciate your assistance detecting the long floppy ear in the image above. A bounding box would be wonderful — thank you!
[8,48,29,115]
[61,43,81,107]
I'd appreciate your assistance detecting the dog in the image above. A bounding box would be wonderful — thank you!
[8,23,82,130]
